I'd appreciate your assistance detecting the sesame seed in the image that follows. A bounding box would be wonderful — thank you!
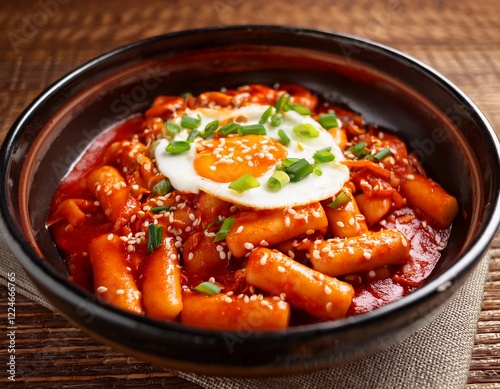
[107,234,113,241]
[348,247,355,255]
[219,251,226,260]
[324,285,332,295]
[368,270,376,278]
[209,277,216,283]
[106,190,113,196]
[169,253,177,260]
[96,286,108,293]
[336,221,345,228]
[287,250,295,259]
[224,296,233,303]
[306,229,315,235]
[277,266,286,273]
[127,245,134,252]
[188,252,194,261]
[278,301,288,310]
[325,302,333,312]
[406,174,415,180]
[227,291,234,296]
[363,251,372,260]
[116,289,125,295]
[312,250,321,259]
[260,256,267,266]
[249,294,258,302]
[244,242,254,250]
[402,238,408,247]
[94,201,100,206]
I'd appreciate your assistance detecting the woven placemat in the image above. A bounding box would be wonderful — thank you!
[0,229,489,388]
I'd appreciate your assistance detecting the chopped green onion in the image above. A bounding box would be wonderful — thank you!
[238,124,267,136]
[281,158,300,168]
[152,178,173,196]
[150,205,175,213]
[292,123,320,140]
[285,158,314,182]
[216,122,242,137]
[201,119,219,139]
[270,113,283,127]
[187,129,201,142]
[164,121,181,137]
[275,93,290,112]
[228,173,261,193]
[181,114,201,130]
[319,113,339,129]
[180,92,192,101]
[288,104,311,115]
[313,147,335,164]
[371,148,392,162]
[213,217,235,242]
[259,106,273,124]
[327,192,352,209]
[166,140,191,154]
[266,170,290,190]
[147,224,163,253]
[348,141,369,159]
[193,281,222,296]
[313,165,323,176]
[277,129,290,146]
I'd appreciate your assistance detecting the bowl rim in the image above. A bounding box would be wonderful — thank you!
[1,24,500,342]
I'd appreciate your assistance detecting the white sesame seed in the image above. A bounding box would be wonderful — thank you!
[244,242,254,250]
[313,250,321,260]
[363,251,372,260]
[260,240,269,246]
[368,270,376,278]
[336,221,345,228]
[260,256,267,266]
[224,296,233,303]
[406,174,415,180]
[96,286,108,293]
[324,285,332,295]
[107,234,113,241]
[127,245,134,252]
[116,289,125,295]
[277,265,286,273]
[325,302,333,312]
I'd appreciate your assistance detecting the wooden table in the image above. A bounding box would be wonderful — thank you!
[0,0,499,387]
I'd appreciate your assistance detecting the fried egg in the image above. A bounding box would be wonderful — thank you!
[154,104,349,209]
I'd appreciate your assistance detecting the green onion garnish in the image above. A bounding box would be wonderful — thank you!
[292,123,320,140]
[166,140,191,154]
[277,129,290,146]
[213,217,235,242]
[288,104,311,115]
[348,141,370,159]
[266,170,290,190]
[193,281,222,296]
[217,122,242,137]
[201,119,219,139]
[238,124,267,136]
[371,148,392,162]
[281,158,300,168]
[313,147,335,164]
[285,158,314,182]
[180,92,192,101]
[313,165,323,176]
[319,113,339,129]
[181,114,201,130]
[164,121,181,137]
[150,205,175,213]
[187,129,201,142]
[327,192,352,209]
[152,178,173,196]
[228,173,261,193]
[270,113,283,127]
[147,224,163,253]
[259,106,273,124]
[275,93,290,112]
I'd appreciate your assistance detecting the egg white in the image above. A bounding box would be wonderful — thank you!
[154,104,349,209]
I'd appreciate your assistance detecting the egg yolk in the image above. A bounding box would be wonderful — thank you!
[194,134,288,183]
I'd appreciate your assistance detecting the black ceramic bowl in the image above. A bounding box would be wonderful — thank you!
[1,26,499,376]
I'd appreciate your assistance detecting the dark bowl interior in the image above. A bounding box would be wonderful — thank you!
[1,26,499,376]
